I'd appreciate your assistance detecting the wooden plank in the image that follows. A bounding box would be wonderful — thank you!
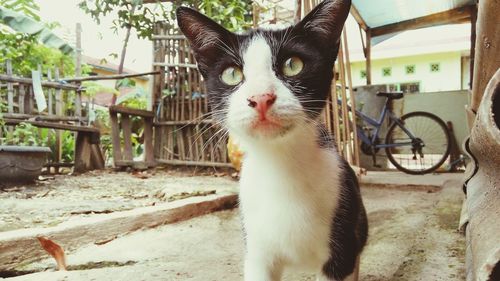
[3,113,81,122]
[143,117,155,165]
[62,71,159,83]
[47,69,53,115]
[54,69,63,171]
[366,30,372,85]
[121,114,134,161]
[371,5,473,37]
[156,159,232,168]
[18,84,25,114]
[75,23,82,78]
[469,5,477,91]
[343,29,360,166]
[90,143,105,170]
[151,34,186,40]
[6,60,14,113]
[75,86,82,119]
[74,132,92,173]
[0,193,238,271]
[153,62,198,69]
[293,0,301,23]
[109,111,123,163]
[3,118,99,132]
[350,4,368,31]
[109,105,155,118]
[0,74,79,90]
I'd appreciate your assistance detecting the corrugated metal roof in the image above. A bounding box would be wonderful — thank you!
[352,0,475,28]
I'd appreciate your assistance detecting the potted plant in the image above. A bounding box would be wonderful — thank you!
[0,109,51,183]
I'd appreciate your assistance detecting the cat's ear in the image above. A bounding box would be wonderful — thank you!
[176,7,234,56]
[296,0,351,49]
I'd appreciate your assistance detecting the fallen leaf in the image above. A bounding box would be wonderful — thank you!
[132,171,151,179]
[37,237,67,271]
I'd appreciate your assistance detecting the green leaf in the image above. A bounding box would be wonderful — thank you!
[0,5,74,53]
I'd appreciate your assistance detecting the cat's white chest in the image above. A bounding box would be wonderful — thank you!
[239,147,341,271]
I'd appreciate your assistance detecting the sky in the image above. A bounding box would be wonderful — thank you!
[36,0,153,72]
[34,0,470,72]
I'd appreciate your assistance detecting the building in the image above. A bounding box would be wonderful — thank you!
[349,24,471,92]
[83,55,150,107]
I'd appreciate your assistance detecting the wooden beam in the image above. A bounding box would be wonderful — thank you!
[469,5,477,90]
[156,159,232,168]
[0,74,80,90]
[62,71,159,83]
[294,0,302,23]
[109,105,155,118]
[366,30,372,85]
[371,5,473,37]
[3,119,100,133]
[0,194,238,271]
[350,4,368,31]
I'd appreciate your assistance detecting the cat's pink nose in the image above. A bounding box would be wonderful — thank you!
[247,93,277,119]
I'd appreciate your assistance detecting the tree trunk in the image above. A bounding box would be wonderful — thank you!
[111,4,136,105]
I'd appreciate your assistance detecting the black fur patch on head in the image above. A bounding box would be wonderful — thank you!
[176,0,351,121]
[322,159,368,280]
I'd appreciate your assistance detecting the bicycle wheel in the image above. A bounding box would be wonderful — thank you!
[385,111,451,174]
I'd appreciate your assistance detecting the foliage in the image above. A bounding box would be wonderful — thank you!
[0,32,76,76]
[116,86,147,109]
[0,0,79,77]
[79,0,169,40]
[78,0,253,40]
[0,0,39,21]
[1,122,42,146]
[199,0,253,31]
[0,4,74,53]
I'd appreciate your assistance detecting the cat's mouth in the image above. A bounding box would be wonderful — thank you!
[247,117,295,138]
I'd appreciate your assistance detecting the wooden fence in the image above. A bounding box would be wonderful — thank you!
[151,2,360,168]
[152,24,230,167]
[0,60,103,172]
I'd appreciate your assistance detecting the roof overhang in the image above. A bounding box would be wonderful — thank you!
[351,0,476,37]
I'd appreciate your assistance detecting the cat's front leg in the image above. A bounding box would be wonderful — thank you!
[244,252,283,281]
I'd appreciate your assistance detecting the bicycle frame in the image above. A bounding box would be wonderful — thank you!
[337,99,417,149]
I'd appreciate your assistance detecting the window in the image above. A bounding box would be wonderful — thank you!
[405,65,416,75]
[360,70,367,79]
[388,82,420,94]
[400,82,420,93]
[382,67,392,77]
[430,63,440,72]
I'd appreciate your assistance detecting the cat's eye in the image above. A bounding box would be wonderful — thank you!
[221,66,244,86]
[282,56,304,77]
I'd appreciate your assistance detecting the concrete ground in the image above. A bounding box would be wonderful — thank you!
[0,168,236,232]
[2,172,466,281]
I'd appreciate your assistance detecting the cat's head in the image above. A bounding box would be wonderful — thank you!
[177,0,350,143]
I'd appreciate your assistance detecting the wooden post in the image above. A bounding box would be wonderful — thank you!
[6,60,14,114]
[469,5,477,90]
[54,69,63,172]
[75,23,82,78]
[470,0,500,114]
[75,23,83,121]
[294,0,302,22]
[343,29,360,166]
[121,114,133,161]
[18,84,25,114]
[109,111,123,164]
[365,30,372,85]
[144,117,155,166]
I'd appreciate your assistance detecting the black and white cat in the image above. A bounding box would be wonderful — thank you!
[176,0,368,280]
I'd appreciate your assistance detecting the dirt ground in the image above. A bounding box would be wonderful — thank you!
[0,168,237,232]
[1,170,466,281]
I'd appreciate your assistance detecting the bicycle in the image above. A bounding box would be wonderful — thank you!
[342,91,451,175]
